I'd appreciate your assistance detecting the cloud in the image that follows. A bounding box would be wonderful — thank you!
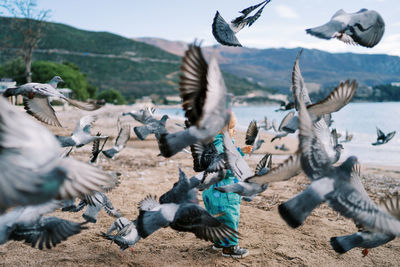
[275,5,300,19]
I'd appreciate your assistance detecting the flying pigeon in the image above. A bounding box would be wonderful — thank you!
[341,129,354,143]
[275,144,289,151]
[271,111,296,142]
[330,167,399,256]
[306,9,385,48]
[245,120,265,154]
[157,43,231,157]
[0,201,86,249]
[215,153,272,201]
[0,97,117,213]
[278,96,400,237]
[276,50,358,135]
[122,107,155,124]
[212,0,271,47]
[258,116,273,131]
[133,114,169,140]
[56,115,108,147]
[79,192,122,223]
[89,133,109,164]
[136,194,239,244]
[275,99,295,112]
[101,217,140,254]
[372,127,396,146]
[3,76,102,127]
[103,121,131,158]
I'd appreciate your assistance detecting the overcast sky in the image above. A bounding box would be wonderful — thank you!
[7,0,400,56]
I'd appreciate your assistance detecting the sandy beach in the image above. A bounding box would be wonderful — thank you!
[1,104,400,267]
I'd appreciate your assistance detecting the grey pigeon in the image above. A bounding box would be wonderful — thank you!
[101,217,140,253]
[4,76,102,127]
[212,0,270,47]
[62,192,122,223]
[275,99,295,112]
[215,153,272,201]
[259,116,273,131]
[372,127,396,146]
[330,168,399,256]
[341,129,353,143]
[134,114,169,140]
[136,194,239,244]
[103,122,131,158]
[278,96,400,236]
[81,192,122,223]
[189,141,224,173]
[279,51,357,134]
[0,97,117,213]
[275,144,289,151]
[89,133,109,164]
[157,43,231,157]
[56,115,108,147]
[271,111,296,142]
[306,9,385,48]
[0,201,86,249]
[122,107,155,124]
[245,120,265,154]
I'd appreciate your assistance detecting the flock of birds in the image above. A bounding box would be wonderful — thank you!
[0,1,398,262]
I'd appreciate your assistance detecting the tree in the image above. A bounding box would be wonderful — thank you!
[0,0,50,83]
[97,89,127,105]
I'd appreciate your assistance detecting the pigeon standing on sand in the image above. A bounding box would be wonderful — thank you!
[278,96,400,237]
[372,127,396,146]
[0,201,86,249]
[212,0,271,47]
[157,43,232,157]
[3,76,102,127]
[0,97,117,213]
[56,115,108,147]
[306,9,385,48]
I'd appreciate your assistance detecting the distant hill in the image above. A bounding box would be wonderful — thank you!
[0,17,274,101]
[134,37,188,57]
[136,38,400,94]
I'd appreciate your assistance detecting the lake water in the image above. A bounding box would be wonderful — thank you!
[157,102,400,166]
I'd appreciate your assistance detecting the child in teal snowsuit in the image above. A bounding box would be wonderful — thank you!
[202,113,251,258]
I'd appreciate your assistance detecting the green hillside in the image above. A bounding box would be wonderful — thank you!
[0,17,274,101]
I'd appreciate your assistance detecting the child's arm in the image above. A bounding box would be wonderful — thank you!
[240,145,252,154]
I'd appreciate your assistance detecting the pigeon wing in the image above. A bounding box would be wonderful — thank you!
[327,186,400,237]
[212,11,242,47]
[306,80,357,117]
[24,97,62,127]
[246,152,301,184]
[179,43,208,125]
[245,120,258,145]
[292,49,312,110]
[223,132,254,180]
[171,204,239,243]
[64,98,102,111]
[10,216,85,249]
[349,10,385,48]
